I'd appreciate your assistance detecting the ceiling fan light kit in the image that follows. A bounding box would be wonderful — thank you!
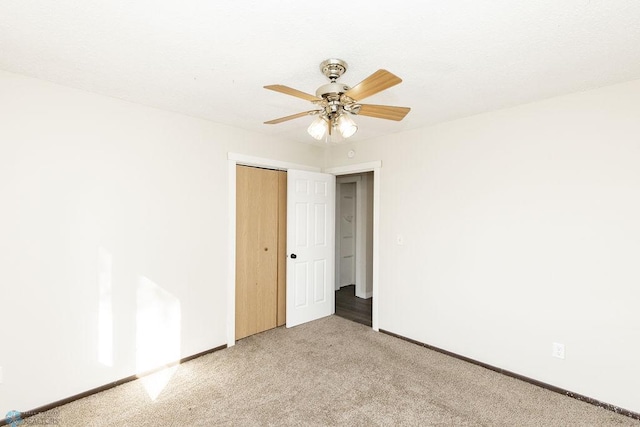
[264,58,411,143]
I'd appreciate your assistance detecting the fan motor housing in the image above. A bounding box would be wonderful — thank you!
[316,82,350,99]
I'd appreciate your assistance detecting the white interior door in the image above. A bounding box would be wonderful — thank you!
[286,169,335,328]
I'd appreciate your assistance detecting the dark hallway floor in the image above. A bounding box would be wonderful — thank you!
[335,285,372,327]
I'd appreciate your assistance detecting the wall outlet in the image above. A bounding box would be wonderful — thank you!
[552,342,565,359]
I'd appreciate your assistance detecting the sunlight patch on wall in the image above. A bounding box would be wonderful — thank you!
[136,276,181,401]
[98,247,113,367]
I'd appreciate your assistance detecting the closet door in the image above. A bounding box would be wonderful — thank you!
[236,165,279,339]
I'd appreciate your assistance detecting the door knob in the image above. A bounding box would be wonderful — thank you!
[290,253,297,259]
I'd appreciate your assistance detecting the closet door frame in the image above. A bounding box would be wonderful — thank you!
[227,154,321,347]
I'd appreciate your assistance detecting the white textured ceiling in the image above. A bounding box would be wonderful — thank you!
[2,1,640,144]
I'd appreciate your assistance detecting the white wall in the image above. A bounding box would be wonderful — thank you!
[327,78,640,413]
[336,180,357,289]
[0,70,323,416]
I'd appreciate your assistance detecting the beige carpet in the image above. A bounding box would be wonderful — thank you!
[28,316,638,426]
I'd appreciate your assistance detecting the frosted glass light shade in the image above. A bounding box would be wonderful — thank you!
[307,116,327,140]
[337,114,358,138]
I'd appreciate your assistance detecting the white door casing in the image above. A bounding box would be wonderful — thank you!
[286,169,336,328]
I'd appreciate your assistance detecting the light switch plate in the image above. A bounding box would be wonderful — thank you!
[552,342,565,359]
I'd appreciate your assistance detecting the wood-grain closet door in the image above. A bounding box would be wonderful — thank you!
[236,165,285,340]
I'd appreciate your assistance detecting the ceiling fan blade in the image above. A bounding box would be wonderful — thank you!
[344,70,402,101]
[357,104,411,121]
[264,85,322,102]
[264,110,319,125]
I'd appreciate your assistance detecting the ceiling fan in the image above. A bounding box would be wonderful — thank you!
[264,59,411,142]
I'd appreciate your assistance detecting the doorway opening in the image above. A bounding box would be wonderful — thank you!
[334,172,374,327]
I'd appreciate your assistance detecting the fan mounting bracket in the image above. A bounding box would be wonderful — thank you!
[320,59,348,82]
